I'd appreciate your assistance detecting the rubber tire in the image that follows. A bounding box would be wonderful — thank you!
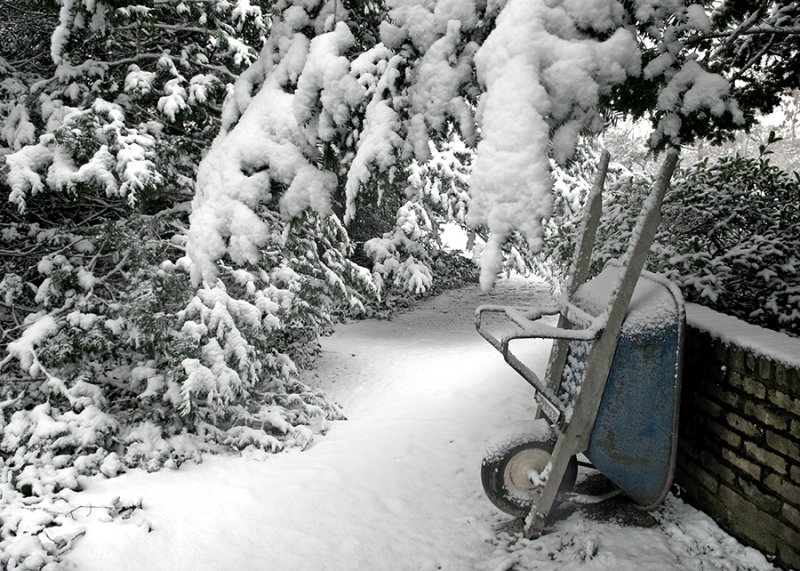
[481,437,578,518]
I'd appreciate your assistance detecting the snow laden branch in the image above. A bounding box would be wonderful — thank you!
[2,0,268,204]
[467,1,641,288]
[187,0,744,291]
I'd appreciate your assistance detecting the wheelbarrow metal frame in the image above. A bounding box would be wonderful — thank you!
[475,149,680,538]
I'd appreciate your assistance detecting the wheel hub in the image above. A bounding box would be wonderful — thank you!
[503,448,551,499]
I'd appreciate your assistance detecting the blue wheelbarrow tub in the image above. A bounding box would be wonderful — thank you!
[571,266,685,508]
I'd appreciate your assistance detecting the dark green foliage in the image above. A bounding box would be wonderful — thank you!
[603,2,800,151]
[707,1,800,120]
[429,249,480,292]
[595,142,800,336]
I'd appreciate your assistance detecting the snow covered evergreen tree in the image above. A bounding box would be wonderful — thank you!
[1,2,359,565]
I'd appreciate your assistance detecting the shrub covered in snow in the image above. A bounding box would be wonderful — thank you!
[359,135,482,307]
[550,140,800,337]
[0,200,379,565]
[1,2,371,566]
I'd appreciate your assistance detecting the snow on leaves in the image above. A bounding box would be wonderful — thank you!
[187,0,484,286]
[577,147,800,336]
[650,60,744,146]
[188,0,743,292]
[0,104,36,151]
[365,202,435,296]
[6,99,162,210]
[3,0,269,216]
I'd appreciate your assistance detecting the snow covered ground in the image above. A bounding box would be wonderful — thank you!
[65,277,775,570]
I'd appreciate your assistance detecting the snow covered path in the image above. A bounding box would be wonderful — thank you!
[66,279,774,571]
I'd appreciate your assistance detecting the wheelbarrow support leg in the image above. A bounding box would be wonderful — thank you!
[524,149,680,539]
[539,150,609,403]
[524,315,635,537]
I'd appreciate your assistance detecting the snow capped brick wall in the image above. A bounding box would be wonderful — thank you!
[676,307,800,570]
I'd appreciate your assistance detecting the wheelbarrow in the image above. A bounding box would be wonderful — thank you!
[475,150,684,538]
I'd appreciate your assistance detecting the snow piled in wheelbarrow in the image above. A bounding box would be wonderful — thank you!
[573,265,681,335]
[687,304,800,368]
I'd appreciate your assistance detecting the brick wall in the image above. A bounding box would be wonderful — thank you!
[676,326,800,570]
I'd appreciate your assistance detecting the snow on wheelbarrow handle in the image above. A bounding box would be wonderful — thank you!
[475,304,603,426]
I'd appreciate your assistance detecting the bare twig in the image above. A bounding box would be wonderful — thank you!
[100,253,130,283]
[0,300,39,313]
[67,505,110,519]
[696,25,800,42]
[732,34,776,81]
[0,391,27,408]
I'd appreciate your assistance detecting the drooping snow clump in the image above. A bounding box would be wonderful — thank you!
[468,0,641,288]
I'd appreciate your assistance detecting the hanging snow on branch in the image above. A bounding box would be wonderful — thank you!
[468,0,641,288]
[186,0,746,289]
[187,0,483,285]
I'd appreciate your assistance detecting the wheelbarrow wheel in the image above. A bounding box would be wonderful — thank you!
[481,435,578,518]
